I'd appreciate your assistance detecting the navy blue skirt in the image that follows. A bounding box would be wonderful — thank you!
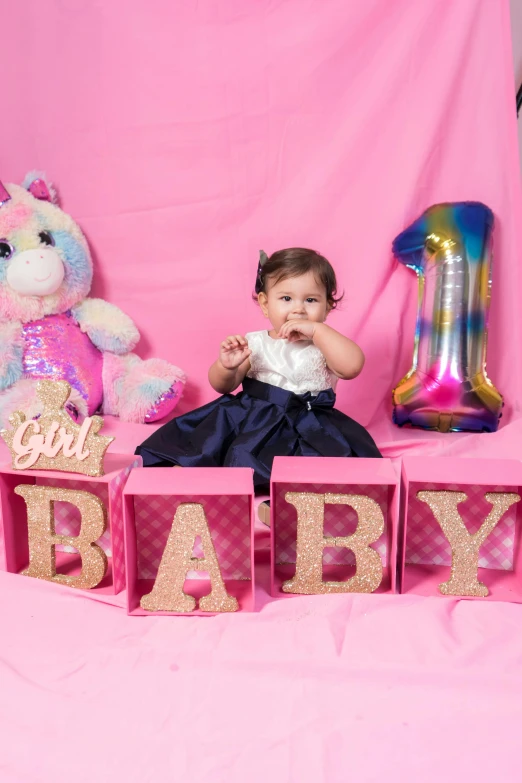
[135,377,382,494]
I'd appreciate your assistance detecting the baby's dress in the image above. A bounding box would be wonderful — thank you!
[136,330,381,494]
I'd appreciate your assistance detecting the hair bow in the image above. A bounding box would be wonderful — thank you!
[255,249,269,294]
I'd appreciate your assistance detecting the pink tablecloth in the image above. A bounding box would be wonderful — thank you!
[2,420,521,781]
[1,534,522,783]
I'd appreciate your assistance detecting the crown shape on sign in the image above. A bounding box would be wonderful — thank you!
[0,380,114,476]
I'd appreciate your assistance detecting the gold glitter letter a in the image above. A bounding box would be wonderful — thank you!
[140,503,238,613]
[417,490,520,597]
[282,492,384,594]
[15,484,107,589]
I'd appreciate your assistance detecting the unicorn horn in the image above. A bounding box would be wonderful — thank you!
[0,181,11,206]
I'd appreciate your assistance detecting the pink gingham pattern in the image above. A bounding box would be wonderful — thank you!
[36,478,112,554]
[134,493,251,580]
[274,483,389,565]
[406,483,517,570]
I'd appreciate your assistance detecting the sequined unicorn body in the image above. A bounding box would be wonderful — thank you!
[0,173,185,427]
[21,312,104,416]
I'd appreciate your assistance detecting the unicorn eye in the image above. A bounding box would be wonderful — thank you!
[38,231,54,246]
[0,241,13,260]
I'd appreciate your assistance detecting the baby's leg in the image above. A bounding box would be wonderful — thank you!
[258,501,270,526]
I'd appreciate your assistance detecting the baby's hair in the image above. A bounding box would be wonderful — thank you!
[254,247,343,309]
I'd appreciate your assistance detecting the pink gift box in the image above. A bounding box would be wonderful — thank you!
[400,457,522,601]
[0,453,141,595]
[270,457,400,597]
[123,467,255,615]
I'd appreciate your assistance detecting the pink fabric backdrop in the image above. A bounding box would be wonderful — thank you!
[1,1,522,780]
[3,0,521,439]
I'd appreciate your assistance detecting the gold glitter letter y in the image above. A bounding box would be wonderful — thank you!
[417,490,520,597]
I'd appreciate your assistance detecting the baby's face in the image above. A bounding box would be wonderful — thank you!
[258,270,330,335]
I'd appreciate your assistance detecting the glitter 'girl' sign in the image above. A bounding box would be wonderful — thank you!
[0,380,113,477]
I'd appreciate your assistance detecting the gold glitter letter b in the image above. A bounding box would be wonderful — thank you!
[417,490,521,597]
[282,492,384,594]
[140,503,238,613]
[15,484,108,589]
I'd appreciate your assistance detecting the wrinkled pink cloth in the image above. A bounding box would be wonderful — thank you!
[1,548,522,782]
[1,0,521,780]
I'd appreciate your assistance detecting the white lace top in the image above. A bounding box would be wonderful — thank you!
[245,330,337,395]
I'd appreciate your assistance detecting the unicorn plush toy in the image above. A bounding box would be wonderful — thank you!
[0,172,185,427]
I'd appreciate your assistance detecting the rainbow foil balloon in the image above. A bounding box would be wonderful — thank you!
[392,202,503,433]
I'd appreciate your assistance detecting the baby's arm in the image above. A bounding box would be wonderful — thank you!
[208,335,251,394]
[312,323,364,379]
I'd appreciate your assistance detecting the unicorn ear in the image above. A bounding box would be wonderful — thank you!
[21,171,59,205]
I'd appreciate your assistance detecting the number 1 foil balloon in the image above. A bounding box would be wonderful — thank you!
[392,202,503,433]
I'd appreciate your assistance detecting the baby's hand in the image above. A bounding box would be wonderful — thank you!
[278,320,318,342]
[219,335,251,370]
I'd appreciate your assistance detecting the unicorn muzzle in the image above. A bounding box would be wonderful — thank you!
[6,247,65,296]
